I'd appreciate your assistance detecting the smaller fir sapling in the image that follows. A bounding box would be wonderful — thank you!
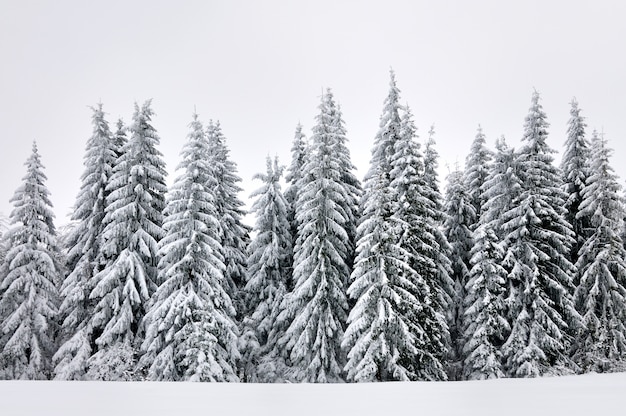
[0,142,61,380]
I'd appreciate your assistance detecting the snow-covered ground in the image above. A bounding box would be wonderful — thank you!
[1,373,624,415]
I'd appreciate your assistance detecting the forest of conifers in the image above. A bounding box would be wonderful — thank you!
[1,72,625,382]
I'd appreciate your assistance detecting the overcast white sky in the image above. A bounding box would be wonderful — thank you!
[1,0,625,225]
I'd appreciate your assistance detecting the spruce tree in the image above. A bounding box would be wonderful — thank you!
[500,91,580,377]
[88,100,167,379]
[206,120,250,317]
[462,224,508,380]
[140,114,239,381]
[0,143,61,380]
[54,104,118,380]
[344,76,449,381]
[240,157,292,382]
[324,90,362,267]
[464,126,492,227]
[480,137,521,239]
[394,107,450,380]
[443,168,476,379]
[343,74,416,381]
[561,98,591,266]
[276,92,351,383]
[574,132,626,372]
[284,123,308,264]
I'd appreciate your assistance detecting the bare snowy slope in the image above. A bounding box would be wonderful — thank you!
[2,372,623,416]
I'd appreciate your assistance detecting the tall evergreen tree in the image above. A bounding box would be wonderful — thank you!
[343,73,416,381]
[574,132,626,371]
[344,75,449,381]
[206,121,250,316]
[140,114,239,381]
[53,104,119,380]
[500,91,580,377]
[284,123,308,264]
[324,90,362,268]
[394,107,450,380]
[422,125,455,342]
[462,224,508,380]
[276,92,351,383]
[480,137,521,239]
[561,98,591,267]
[240,157,292,382]
[88,100,167,379]
[0,143,61,380]
[443,168,476,379]
[464,125,492,227]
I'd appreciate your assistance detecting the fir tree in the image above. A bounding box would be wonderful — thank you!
[561,98,591,266]
[53,104,118,380]
[206,120,250,317]
[284,123,308,266]
[480,137,521,239]
[344,74,416,381]
[464,126,492,227]
[140,114,239,381]
[240,157,292,382]
[0,143,61,380]
[574,132,626,372]
[462,224,508,380]
[324,90,362,268]
[423,125,442,203]
[393,106,450,380]
[500,91,580,377]
[344,75,449,381]
[88,100,167,378]
[276,92,351,383]
[443,168,476,379]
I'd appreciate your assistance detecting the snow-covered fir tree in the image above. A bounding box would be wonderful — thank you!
[462,224,508,380]
[561,98,591,267]
[140,114,239,381]
[324,90,362,268]
[0,143,61,380]
[240,157,292,382]
[443,168,476,379]
[480,137,521,239]
[206,120,250,316]
[464,126,492,227]
[423,125,442,203]
[421,124,455,352]
[276,92,352,383]
[284,123,307,264]
[344,74,415,381]
[500,91,580,377]
[574,131,626,372]
[53,104,119,380]
[393,106,450,380]
[88,100,167,379]
[344,75,449,381]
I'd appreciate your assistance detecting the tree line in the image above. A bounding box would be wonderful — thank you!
[1,71,625,382]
